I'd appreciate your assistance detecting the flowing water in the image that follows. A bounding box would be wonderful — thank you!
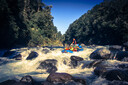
[0,46,127,85]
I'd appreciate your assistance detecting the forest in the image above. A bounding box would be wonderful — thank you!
[0,0,128,49]
[64,0,128,45]
[0,0,63,49]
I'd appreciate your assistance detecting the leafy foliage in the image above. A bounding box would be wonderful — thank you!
[64,0,128,45]
[0,0,63,48]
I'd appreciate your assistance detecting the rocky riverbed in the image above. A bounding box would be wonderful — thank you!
[0,45,128,85]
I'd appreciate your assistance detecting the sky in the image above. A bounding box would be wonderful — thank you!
[43,0,103,34]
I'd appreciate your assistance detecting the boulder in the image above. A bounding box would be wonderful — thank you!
[109,45,123,51]
[70,56,83,61]
[46,72,73,83]
[85,60,104,68]
[70,56,83,68]
[94,66,108,76]
[26,51,38,60]
[20,75,34,85]
[123,41,128,51]
[118,64,128,69]
[108,81,128,85]
[90,48,111,59]
[13,54,22,60]
[113,51,128,61]
[37,59,57,73]
[0,80,17,85]
[42,81,54,85]
[45,72,86,85]
[46,66,57,73]
[103,69,128,82]
[73,77,86,85]
[42,49,50,54]
[3,50,17,57]
[70,60,78,68]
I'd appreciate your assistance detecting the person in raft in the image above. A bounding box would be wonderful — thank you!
[72,38,77,45]
[69,38,78,51]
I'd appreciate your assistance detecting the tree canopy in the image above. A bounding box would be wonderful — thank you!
[64,0,128,45]
[0,0,63,48]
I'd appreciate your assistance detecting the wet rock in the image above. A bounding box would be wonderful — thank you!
[46,72,74,83]
[65,81,85,85]
[70,61,78,68]
[108,81,128,85]
[85,60,104,68]
[94,66,108,76]
[45,72,86,85]
[103,69,128,82]
[90,48,111,59]
[73,77,86,85]
[113,51,128,61]
[20,75,34,85]
[0,80,17,85]
[3,50,17,57]
[118,64,128,69]
[42,49,50,54]
[38,59,57,73]
[109,45,124,51]
[13,82,28,85]
[26,51,38,60]
[46,66,57,73]
[13,54,22,60]
[123,41,128,51]
[70,56,83,68]
[70,56,83,61]
[42,81,54,85]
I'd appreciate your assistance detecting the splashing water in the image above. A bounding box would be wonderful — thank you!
[0,46,126,84]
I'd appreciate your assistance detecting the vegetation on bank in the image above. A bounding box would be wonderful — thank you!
[0,0,63,48]
[64,0,128,45]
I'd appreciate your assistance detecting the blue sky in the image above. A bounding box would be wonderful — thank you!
[43,0,103,34]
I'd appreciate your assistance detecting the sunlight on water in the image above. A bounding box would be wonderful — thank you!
[0,46,124,84]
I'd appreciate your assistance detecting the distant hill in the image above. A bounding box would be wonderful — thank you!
[0,0,63,48]
[64,0,128,45]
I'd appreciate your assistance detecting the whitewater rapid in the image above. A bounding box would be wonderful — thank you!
[0,46,125,85]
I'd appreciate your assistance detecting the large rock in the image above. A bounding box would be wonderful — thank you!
[118,64,128,69]
[103,69,128,82]
[0,80,17,85]
[42,81,54,85]
[37,59,57,73]
[123,41,128,51]
[113,51,128,61]
[94,65,128,82]
[109,45,124,51]
[45,72,86,85]
[85,60,104,68]
[94,66,108,76]
[70,56,83,68]
[108,81,128,85]
[73,77,86,85]
[70,56,83,61]
[3,50,17,57]
[13,54,22,60]
[26,51,38,60]
[20,75,34,85]
[90,48,111,59]
[46,72,74,83]
[42,49,50,54]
